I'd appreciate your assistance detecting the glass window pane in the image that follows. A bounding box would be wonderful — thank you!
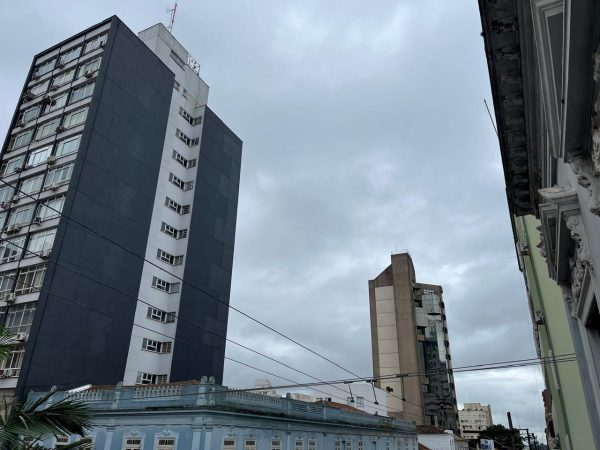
[55,135,80,157]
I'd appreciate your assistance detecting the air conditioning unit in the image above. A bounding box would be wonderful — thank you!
[40,249,51,259]
[24,164,32,170]
[5,293,16,304]
[3,369,15,377]
[55,126,66,133]
[84,70,93,78]
[46,155,57,165]
[22,90,35,101]
[49,85,58,91]
[535,311,545,326]
[0,373,7,380]
[5,225,21,235]
[11,195,19,203]
[15,122,25,128]
[0,202,9,209]
[32,216,42,225]
[41,95,53,104]
[7,256,16,262]
[13,167,22,173]
[48,183,59,191]
[15,332,28,342]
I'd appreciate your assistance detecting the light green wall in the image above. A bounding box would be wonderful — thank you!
[515,215,593,450]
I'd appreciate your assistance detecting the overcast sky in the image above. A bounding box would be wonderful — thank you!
[0,0,547,439]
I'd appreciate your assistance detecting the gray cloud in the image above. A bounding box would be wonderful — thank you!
[0,0,547,439]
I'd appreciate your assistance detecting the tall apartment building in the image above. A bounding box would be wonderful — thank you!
[458,403,493,442]
[369,253,458,431]
[0,17,242,398]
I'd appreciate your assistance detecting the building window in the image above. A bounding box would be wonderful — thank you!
[34,118,60,141]
[51,69,76,88]
[135,372,168,385]
[63,107,88,128]
[160,222,187,240]
[168,172,193,191]
[0,156,24,177]
[4,302,36,335]
[335,442,342,450]
[43,93,68,114]
[146,306,176,324]
[151,276,180,293]
[27,229,56,256]
[77,57,102,78]
[173,80,180,91]
[44,164,74,188]
[271,439,282,450]
[58,46,82,66]
[346,442,352,450]
[7,204,35,228]
[141,338,172,354]
[357,441,363,450]
[17,105,41,125]
[14,264,47,295]
[244,439,256,450]
[0,345,24,377]
[172,150,197,169]
[178,107,201,125]
[83,34,107,54]
[0,186,12,204]
[0,236,25,263]
[157,438,175,450]
[156,249,183,266]
[356,396,364,406]
[34,58,56,78]
[8,129,33,151]
[26,145,52,167]
[19,175,42,200]
[164,197,190,215]
[175,128,198,147]
[69,82,95,104]
[124,438,141,450]
[308,439,317,450]
[385,442,391,450]
[55,134,81,157]
[295,440,304,450]
[36,195,66,221]
[0,271,16,300]
[28,80,50,98]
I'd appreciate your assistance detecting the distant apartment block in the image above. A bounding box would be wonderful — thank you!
[369,253,458,430]
[458,403,493,441]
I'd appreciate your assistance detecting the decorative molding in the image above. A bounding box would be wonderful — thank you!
[568,155,600,215]
[564,215,592,305]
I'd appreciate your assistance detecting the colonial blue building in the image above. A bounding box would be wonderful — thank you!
[30,380,417,449]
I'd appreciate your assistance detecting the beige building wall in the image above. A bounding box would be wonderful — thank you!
[458,403,492,440]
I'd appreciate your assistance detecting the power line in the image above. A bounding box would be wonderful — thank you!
[0,172,363,380]
[0,239,424,421]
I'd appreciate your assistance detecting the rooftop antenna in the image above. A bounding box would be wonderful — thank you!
[166,2,178,33]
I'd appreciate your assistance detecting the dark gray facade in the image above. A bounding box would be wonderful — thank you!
[0,16,241,398]
[15,17,174,397]
[171,108,242,384]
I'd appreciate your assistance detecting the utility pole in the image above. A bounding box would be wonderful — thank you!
[507,412,517,450]
[516,428,532,449]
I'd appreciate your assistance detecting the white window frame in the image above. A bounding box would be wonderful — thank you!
[69,82,95,104]
[146,306,176,323]
[15,264,47,295]
[44,164,74,188]
[58,46,81,66]
[0,271,16,300]
[55,134,81,157]
[83,34,107,54]
[27,229,56,256]
[26,145,52,167]
[34,118,60,141]
[272,439,282,450]
[0,236,25,263]
[4,302,36,335]
[52,69,76,88]
[77,57,101,78]
[1,156,24,176]
[17,105,41,125]
[244,439,257,450]
[34,59,56,78]
[0,186,13,204]
[8,129,33,151]
[44,93,68,114]
[164,197,190,215]
[63,107,88,129]
[36,195,66,221]
[7,204,34,227]
[29,80,50,97]
[123,437,142,450]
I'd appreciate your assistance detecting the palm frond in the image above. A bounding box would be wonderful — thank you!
[0,328,17,361]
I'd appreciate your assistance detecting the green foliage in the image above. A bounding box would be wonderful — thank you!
[0,329,93,449]
[479,424,526,450]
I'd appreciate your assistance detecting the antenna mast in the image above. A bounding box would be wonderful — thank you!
[167,2,178,33]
